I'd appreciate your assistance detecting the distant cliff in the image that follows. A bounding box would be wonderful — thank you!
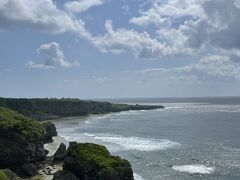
[0,97,164,121]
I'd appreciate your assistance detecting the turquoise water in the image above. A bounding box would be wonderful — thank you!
[54,97,240,180]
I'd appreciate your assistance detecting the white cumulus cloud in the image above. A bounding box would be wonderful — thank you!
[91,20,184,58]
[26,42,79,69]
[0,0,91,38]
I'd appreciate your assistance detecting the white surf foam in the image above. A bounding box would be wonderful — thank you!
[94,114,112,120]
[114,111,140,116]
[134,173,145,180]
[172,164,215,175]
[165,107,182,110]
[60,134,81,142]
[85,133,180,152]
[77,114,112,126]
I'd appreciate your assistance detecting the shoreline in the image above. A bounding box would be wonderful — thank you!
[44,136,144,180]
[45,111,149,180]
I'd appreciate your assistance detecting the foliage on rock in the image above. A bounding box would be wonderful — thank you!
[64,143,134,180]
[0,107,44,141]
[42,121,57,142]
[0,170,7,180]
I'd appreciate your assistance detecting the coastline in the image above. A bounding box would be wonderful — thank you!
[0,101,163,180]
[0,97,164,121]
[44,111,148,180]
[44,136,144,180]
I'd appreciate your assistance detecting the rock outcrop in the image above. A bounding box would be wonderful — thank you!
[69,141,77,147]
[53,170,79,180]
[42,121,57,143]
[54,143,67,161]
[0,107,46,175]
[63,143,134,180]
[22,163,37,176]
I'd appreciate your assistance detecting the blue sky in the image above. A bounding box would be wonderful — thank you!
[0,0,240,99]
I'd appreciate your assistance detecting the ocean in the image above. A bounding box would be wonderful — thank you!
[52,97,240,180]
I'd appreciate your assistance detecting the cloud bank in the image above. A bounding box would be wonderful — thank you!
[1,0,240,81]
[0,0,91,38]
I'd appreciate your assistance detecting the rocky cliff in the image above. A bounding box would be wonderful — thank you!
[0,107,46,168]
[0,107,57,177]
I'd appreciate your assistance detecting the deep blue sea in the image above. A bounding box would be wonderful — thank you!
[53,97,240,180]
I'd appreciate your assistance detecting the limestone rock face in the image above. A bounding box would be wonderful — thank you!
[63,143,134,180]
[42,121,57,143]
[0,107,46,169]
[53,170,79,180]
[54,143,67,161]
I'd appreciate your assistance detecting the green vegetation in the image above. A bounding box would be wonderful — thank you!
[42,121,54,129]
[67,143,129,171]
[0,106,44,141]
[0,107,46,172]
[0,97,163,121]
[0,170,22,180]
[64,143,133,180]
[41,121,57,136]
[0,170,7,180]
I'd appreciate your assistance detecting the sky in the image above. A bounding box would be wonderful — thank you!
[0,0,240,99]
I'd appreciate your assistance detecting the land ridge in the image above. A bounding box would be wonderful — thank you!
[0,97,164,121]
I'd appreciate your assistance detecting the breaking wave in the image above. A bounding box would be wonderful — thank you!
[84,133,180,152]
[172,164,215,175]
[134,173,145,180]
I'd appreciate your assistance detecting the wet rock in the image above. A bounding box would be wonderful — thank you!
[54,143,67,161]
[22,163,37,176]
[45,149,49,156]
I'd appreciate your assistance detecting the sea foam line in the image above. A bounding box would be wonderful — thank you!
[85,133,180,152]
[172,164,215,175]
[134,173,145,180]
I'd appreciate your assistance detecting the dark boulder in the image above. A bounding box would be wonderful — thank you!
[69,141,77,147]
[53,170,79,180]
[42,121,57,143]
[45,149,49,156]
[54,143,67,161]
[22,163,37,176]
[63,143,134,180]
